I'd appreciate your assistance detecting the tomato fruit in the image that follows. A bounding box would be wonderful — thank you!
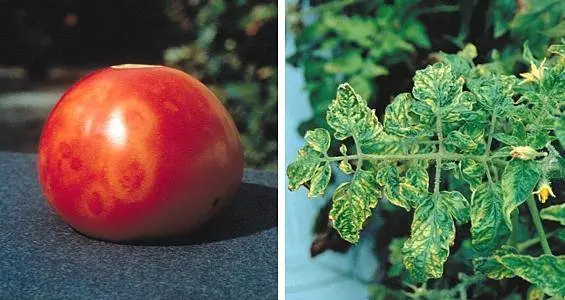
[37,64,244,242]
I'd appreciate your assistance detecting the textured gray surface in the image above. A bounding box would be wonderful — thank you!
[0,152,277,299]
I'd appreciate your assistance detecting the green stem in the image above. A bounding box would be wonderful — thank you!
[485,111,497,157]
[517,231,557,252]
[434,106,445,195]
[526,196,552,255]
[509,211,519,247]
[415,4,460,16]
[353,135,363,171]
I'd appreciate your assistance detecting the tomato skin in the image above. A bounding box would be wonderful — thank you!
[37,64,244,241]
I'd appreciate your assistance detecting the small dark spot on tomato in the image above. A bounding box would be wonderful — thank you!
[119,160,145,192]
[88,192,103,216]
[70,157,83,171]
[60,142,72,159]
[213,197,220,207]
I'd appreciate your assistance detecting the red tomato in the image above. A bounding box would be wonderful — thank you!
[37,64,244,241]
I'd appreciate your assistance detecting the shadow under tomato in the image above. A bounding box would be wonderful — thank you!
[72,182,277,246]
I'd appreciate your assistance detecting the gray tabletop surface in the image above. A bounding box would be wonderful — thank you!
[0,152,277,299]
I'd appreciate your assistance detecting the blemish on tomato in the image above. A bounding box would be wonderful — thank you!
[124,109,144,128]
[88,192,104,216]
[70,157,83,171]
[119,160,145,192]
[213,197,220,207]
[60,142,72,159]
[164,101,180,113]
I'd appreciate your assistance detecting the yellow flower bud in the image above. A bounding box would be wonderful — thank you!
[533,182,556,204]
[510,146,544,160]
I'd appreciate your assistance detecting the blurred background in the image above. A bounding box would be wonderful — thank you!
[0,0,277,170]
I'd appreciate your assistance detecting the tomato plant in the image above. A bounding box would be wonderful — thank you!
[287,42,565,298]
[38,64,244,242]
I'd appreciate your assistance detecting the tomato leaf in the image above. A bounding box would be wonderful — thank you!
[440,191,470,225]
[329,169,381,243]
[326,83,383,148]
[495,254,565,297]
[473,246,517,280]
[460,158,485,190]
[556,116,565,149]
[402,194,456,282]
[384,93,434,138]
[471,183,511,254]
[412,63,462,107]
[540,203,565,225]
[304,128,331,153]
[324,51,364,74]
[308,163,332,198]
[502,159,541,229]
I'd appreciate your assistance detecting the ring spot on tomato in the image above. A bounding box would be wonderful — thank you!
[124,109,144,126]
[119,160,145,192]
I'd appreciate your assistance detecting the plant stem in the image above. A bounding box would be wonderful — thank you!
[434,106,445,195]
[415,5,460,16]
[509,211,519,247]
[353,135,363,171]
[526,196,552,255]
[517,231,557,252]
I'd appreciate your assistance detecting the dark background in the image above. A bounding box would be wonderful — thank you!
[0,0,277,169]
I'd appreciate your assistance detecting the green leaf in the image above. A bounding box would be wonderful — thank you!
[529,131,555,150]
[287,145,324,192]
[441,92,474,124]
[326,83,382,144]
[490,0,516,38]
[387,237,407,278]
[473,245,517,279]
[496,254,565,297]
[304,128,331,153]
[348,75,373,101]
[440,191,470,225]
[403,19,431,49]
[444,131,478,153]
[460,158,485,190]
[329,170,381,243]
[502,159,541,229]
[308,163,332,198]
[361,62,389,78]
[326,83,383,147]
[412,63,463,107]
[467,74,515,111]
[339,159,354,174]
[471,183,511,254]
[324,51,364,74]
[493,133,522,146]
[339,144,347,155]
[556,116,565,148]
[377,165,412,211]
[540,203,565,225]
[543,19,565,38]
[549,44,565,57]
[405,165,430,192]
[402,195,455,282]
[384,93,434,137]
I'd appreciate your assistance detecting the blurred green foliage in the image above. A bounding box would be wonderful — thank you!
[287,0,564,136]
[164,0,277,170]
